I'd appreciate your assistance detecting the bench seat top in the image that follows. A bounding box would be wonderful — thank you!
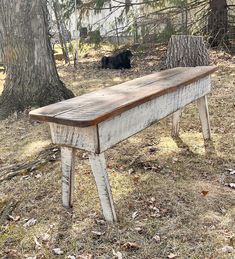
[29,66,217,127]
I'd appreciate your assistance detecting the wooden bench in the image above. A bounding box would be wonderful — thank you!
[29,66,217,223]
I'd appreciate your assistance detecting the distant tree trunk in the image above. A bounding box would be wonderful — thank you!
[0,0,74,120]
[166,35,209,68]
[53,1,70,64]
[165,35,209,138]
[208,0,228,47]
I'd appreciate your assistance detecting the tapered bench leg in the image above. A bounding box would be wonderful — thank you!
[61,146,75,208]
[172,109,182,137]
[197,95,211,140]
[89,153,117,223]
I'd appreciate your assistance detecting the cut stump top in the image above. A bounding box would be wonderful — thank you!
[29,66,217,127]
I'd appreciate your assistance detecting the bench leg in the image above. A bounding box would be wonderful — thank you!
[172,109,182,137]
[61,146,75,208]
[89,153,117,223]
[197,95,211,140]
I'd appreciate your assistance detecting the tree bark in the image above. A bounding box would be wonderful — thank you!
[208,0,228,47]
[0,0,74,120]
[165,35,209,138]
[165,35,209,68]
[53,1,70,64]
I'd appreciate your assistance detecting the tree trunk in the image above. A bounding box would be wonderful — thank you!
[53,1,70,64]
[208,0,228,47]
[0,0,74,120]
[165,35,209,68]
[165,35,209,138]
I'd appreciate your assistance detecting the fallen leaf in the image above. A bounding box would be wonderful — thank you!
[219,245,234,253]
[149,146,158,153]
[77,254,94,259]
[226,169,235,175]
[132,211,138,219]
[95,219,105,225]
[134,227,142,233]
[92,230,104,237]
[53,248,64,255]
[8,215,20,221]
[168,253,178,258]
[149,205,160,213]
[112,249,122,259]
[67,256,76,259]
[227,183,235,189]
[41,233,50,242]
[32,237,41,250]
[201,190,209,196]
[35,173,42,178]
[122,242,141,251]
[152,234,161,243]
[132,175,140,184]
[23,218,37,228]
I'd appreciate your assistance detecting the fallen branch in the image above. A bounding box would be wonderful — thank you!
[0,146,60,183]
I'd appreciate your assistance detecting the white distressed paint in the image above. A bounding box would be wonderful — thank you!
[61,146,75,208]
[89,153,117,223]
[49,123,98,152]
[172,109,182,137]
[197,95,211,140]
[98,77,211,152]
[46,75,213,223]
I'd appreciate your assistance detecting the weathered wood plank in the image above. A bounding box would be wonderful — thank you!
[98,77,211,152]
[29,66,217,127]
[89,153,117,223]
[197,96,211,140]
[61,146,75,208]
[49,123,98,152]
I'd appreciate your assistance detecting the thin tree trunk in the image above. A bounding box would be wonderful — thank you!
[53,1,70,64]
[208,0,228,47]
[0,0,74,120]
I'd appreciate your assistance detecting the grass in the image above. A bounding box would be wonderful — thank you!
[0,45,234,258]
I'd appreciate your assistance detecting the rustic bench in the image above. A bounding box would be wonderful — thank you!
[29,66,217,223]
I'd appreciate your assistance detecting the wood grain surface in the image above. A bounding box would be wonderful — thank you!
[29,66,217,127]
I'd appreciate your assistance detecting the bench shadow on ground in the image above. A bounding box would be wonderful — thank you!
[172,135,217,156]
[50,131,235,258]
[55,207,74,246]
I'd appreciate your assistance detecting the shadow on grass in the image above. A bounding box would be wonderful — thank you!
[173,135,217,157]
[55,207,74,246]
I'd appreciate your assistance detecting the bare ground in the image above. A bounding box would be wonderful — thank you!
[0,45,234,259]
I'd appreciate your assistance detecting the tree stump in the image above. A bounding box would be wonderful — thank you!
[166,35,209,68]
[165,35,209,137]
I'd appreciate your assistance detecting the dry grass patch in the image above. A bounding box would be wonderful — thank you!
[0,46,234,258]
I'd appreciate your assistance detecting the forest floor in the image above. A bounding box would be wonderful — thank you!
[0,44,234,259]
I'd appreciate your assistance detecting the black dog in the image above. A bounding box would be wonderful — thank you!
[101,50,133,69]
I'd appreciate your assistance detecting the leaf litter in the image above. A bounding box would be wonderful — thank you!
[0,45,234,258]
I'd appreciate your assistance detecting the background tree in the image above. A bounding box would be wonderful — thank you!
[61,0,232,49]
[0,0,74,120]
[50,0,70,63]
[208,0,228,46]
